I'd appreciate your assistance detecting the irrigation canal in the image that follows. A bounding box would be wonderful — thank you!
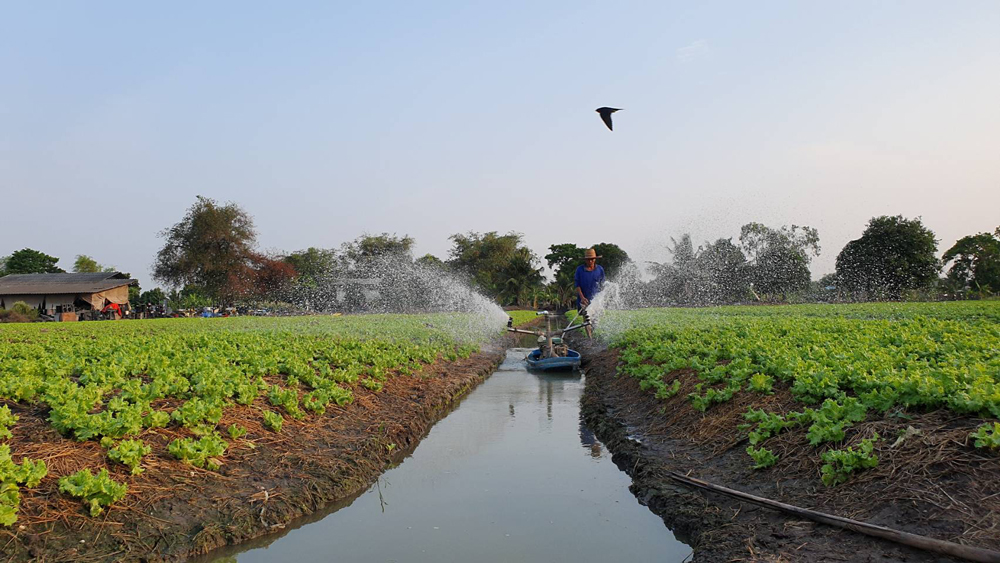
[200,349,691,562]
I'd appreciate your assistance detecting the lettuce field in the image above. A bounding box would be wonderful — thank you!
[607,301,1000,485]
[0,314,491,526]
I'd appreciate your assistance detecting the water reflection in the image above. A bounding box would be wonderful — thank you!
[197,349,688,563]
[579,419,603,459]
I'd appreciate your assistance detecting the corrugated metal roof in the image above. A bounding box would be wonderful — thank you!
[0,273,137,295]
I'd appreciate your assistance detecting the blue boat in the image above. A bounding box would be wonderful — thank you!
[525,348,581,371]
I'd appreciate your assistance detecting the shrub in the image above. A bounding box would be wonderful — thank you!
[0,309,29,323]
[10,302,38,321]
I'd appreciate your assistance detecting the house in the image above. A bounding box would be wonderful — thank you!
[0,272,137,319]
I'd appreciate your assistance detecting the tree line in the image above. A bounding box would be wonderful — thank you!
[2,196,998,313]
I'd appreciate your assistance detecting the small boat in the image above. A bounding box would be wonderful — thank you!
[525,348,581,371]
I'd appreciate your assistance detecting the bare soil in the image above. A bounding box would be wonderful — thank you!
[0,344,506,562]
[576,339,1000,563]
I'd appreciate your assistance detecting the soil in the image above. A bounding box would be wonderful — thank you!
[0,343,508,562]
[575,338,1000,563]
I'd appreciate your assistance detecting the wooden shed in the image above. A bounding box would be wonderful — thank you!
[0,272,137,318]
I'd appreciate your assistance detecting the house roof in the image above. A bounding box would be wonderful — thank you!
[0,273,137,295]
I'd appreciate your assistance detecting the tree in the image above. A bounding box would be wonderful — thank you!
[167,286,212,310]
[134,288,166,307]
[73,255,115,273]
[448,231,543,304]
[544,242,630,306]
[942,227,1000,296]
[544,243,583,306]
[4,248,64,275]
[739,223,819,298]
[284,247,338,287]
[415,254,444,268]
[341,233,414,267]
[836,216,939,299]
[697,238,749,303]
[153,196,258,302]
[248,254,298,299]
[588,243,628,281]
[497,247,545,307]
[448,231,521,296]
[0,255,8,276]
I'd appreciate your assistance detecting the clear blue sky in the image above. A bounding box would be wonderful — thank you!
[2,1,998,287]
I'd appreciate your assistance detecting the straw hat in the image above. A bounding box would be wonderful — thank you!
[583,248,602,260]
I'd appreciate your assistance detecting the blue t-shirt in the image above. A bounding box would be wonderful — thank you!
[574,264,605,307]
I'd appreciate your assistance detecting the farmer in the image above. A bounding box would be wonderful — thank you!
[575,248,605,337]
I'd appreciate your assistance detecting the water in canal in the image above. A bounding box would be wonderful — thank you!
[203,349,691,562]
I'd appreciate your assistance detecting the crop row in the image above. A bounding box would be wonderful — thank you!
[608,301,1000,484]
[0,314,491,523]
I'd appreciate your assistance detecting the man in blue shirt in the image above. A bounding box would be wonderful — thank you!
[574,248,605,337]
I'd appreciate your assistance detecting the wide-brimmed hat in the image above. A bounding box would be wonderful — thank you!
[583,248,602,260]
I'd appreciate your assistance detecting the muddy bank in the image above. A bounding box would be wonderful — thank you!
[1,345,506,562]
[577,340,999,563]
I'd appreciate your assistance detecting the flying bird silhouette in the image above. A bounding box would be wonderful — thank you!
[595,107,621,131]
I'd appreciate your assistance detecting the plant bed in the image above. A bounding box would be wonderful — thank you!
[0,315,508,561]
[578,336,1000,563]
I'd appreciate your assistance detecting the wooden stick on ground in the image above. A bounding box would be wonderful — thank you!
[667,471,1000,563]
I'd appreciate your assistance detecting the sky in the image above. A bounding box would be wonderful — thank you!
[2,1,998,288]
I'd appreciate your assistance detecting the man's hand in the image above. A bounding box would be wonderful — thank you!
[580,297,590,307]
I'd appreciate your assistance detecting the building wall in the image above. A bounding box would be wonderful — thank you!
[0,285,130,312]
[0,293,75,310]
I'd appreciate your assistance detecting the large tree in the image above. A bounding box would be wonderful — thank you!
[651,235,700,304]
[590,243,629,280]
[544,242,630,307]
[415,254,444,269]
[497,247,545,307]
[134,288,166,307]
[836,215,939,299]
[448,231,543,304]
[739,223,819,298]
[73,255,115,273]
[341,233,414,267]
[942,227,1000,296]
[4,248,64,275]
[697,238,749,303]
[153,196,258,301]
[283,247,338,287]
[544,243,583,307]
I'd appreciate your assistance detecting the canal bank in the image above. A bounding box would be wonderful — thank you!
[3,346,507,562]
[199,349,690,562]
[577,341,983,563]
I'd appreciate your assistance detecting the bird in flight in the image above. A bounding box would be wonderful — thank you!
[595,107,621,131]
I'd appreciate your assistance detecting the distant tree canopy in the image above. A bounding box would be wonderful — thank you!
[591,243,630,280]
[283,247,338,287]
[739,223,819,298]
[543,242,630,308]
[73,255,115,274]
[134,288,166,307]
[652,235,749,304]
[448,231,543,306]
[153,196,295,303]
[415,254,444,268]
[342,233,414,267]
[836,215,939,299]
[3,248,64,275]
[942,226,1000,296]
[698,238,750,302]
